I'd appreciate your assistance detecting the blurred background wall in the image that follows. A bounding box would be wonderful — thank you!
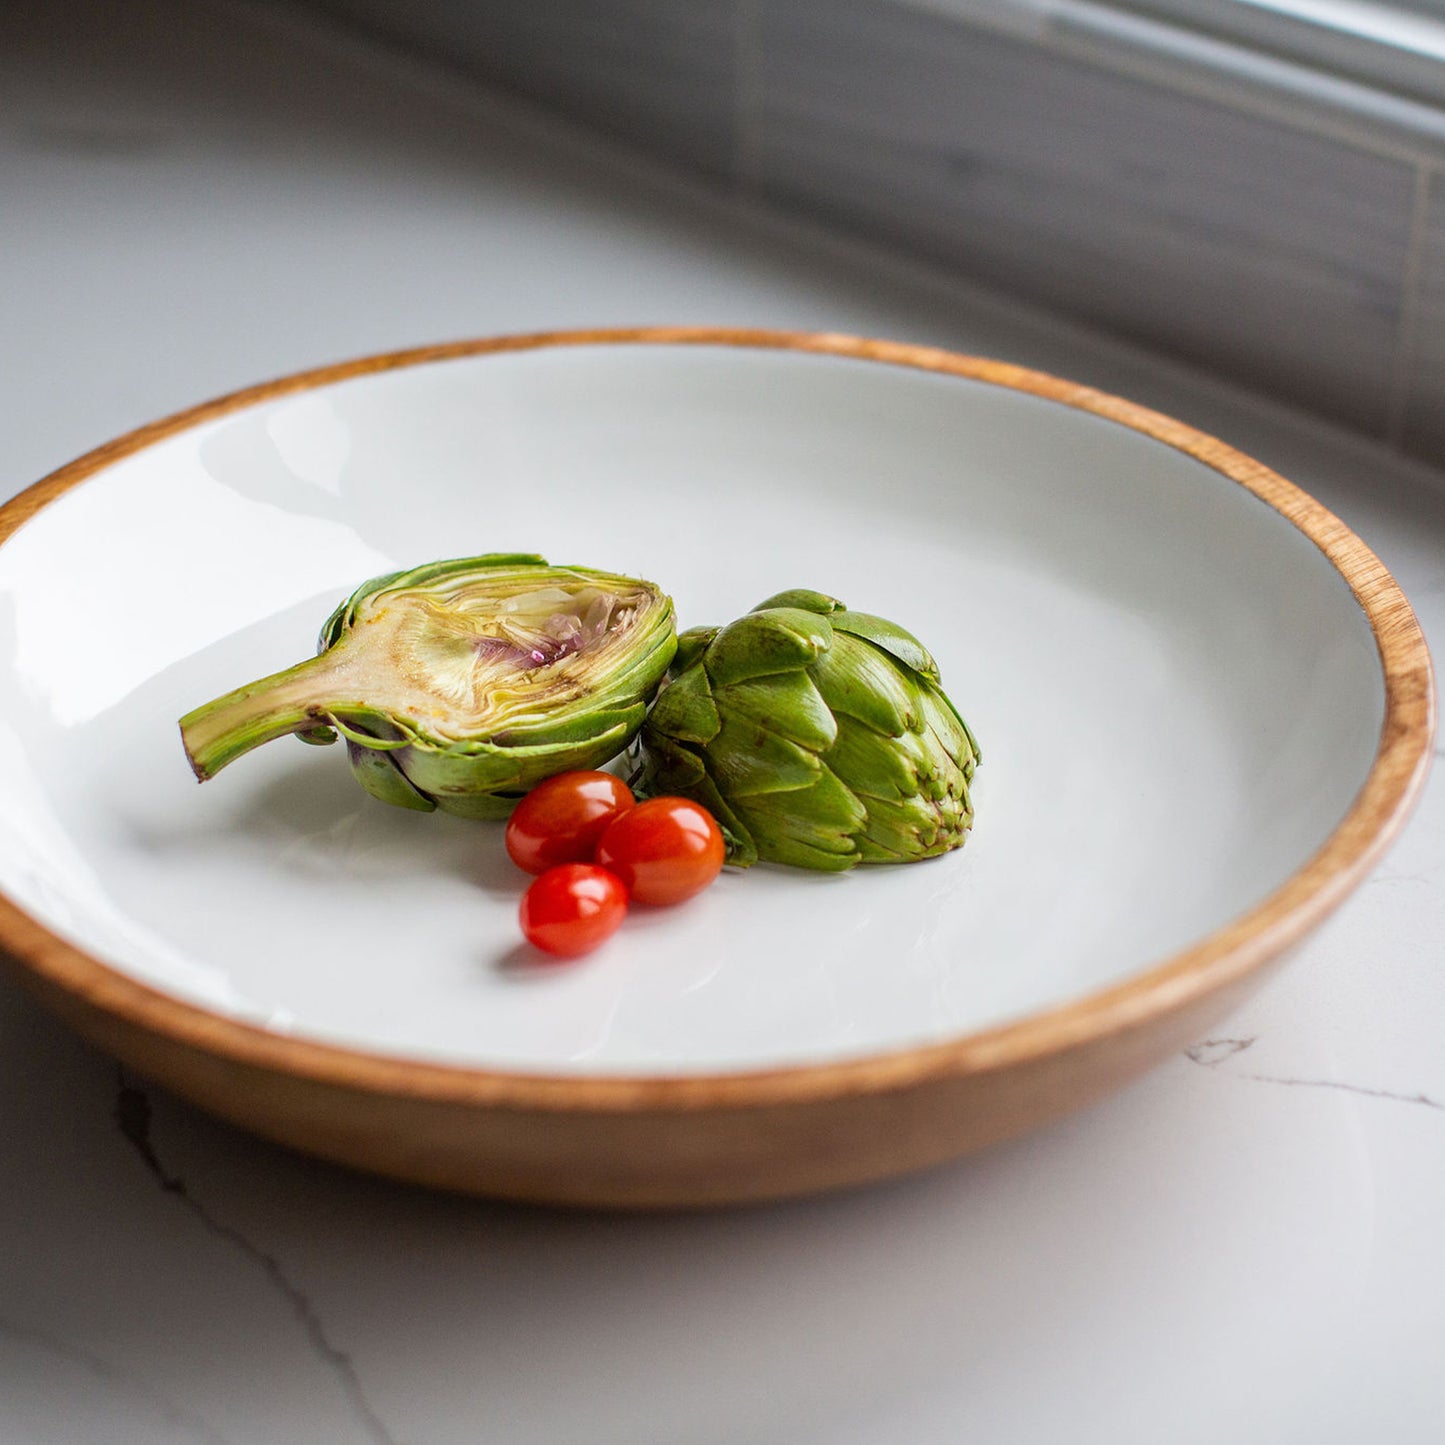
[294,0,1445,467]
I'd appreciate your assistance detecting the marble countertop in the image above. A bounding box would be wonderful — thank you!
[3,3,1443,1441]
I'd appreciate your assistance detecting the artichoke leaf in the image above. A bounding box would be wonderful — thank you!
[646,663,722,746]
[345,741,436,812]
[811,632,919,736]
[860,790,970,858]
[826,714,925,802]
[399,716,638,798]
[704,608,832,686]
[712,671,837,752]
[488,702,648,749]
[630,729,709,790]
[919,683,982,772]
[734,830,858,873]
[734,762,866,856]
[832,610,940,682]
[750,588,842,617]
[327,712,416,751]
[707,716,823,796]
[754,589,940,680]
[672,626,720,674]
[430,790,526,821]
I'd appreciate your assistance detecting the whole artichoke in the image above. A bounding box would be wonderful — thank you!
[634,589,979,870]
[180,553,676,818]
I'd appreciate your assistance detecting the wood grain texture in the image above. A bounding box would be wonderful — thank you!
[0,328,1433,1207]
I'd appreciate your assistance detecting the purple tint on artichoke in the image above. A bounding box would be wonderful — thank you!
[179,553,676,819]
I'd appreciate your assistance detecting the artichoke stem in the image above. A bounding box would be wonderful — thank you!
[179,646,361,782]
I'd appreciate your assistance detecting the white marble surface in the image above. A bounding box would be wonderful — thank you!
[2,2,1443,1440]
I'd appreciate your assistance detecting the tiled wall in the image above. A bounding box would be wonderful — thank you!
[300,0,1445,467]
[1404,170,1445,460]
[749,1,1420,440]
[302,0,738,174]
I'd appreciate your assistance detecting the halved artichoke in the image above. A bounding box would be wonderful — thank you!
[179,553,676,818]
[633,589,979,869]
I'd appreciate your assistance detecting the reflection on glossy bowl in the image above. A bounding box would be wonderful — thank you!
[0,330,1432,1206]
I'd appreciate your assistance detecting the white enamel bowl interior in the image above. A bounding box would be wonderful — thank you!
[0,344,1383,1073]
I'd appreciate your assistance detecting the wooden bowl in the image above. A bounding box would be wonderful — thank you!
[0,330,1432,1206]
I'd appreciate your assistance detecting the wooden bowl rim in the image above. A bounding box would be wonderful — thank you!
[0,326,1433,1112]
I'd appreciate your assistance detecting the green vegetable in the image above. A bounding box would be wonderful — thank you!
[633,589,979,869]
[179,554,676,818]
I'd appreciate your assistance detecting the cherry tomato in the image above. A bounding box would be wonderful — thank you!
[518,863,629,959]
[595,797,725,906]
[505,771,635,875]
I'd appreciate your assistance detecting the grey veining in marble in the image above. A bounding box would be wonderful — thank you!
[748,0,1417,436]
[303,0,738,175]
[1187,1035,1445,1110]
[1401,167,1445,463]
[112,1076,399,1444]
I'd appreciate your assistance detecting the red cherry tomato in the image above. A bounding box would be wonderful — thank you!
[595,797,725,906]
[505,771,635,875]
[519,864,629,959]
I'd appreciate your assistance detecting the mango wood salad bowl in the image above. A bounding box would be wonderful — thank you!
[0,330,1431,1206]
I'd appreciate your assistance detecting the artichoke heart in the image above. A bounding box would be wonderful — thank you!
[179,553,676,818]
[634,589,979,870]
